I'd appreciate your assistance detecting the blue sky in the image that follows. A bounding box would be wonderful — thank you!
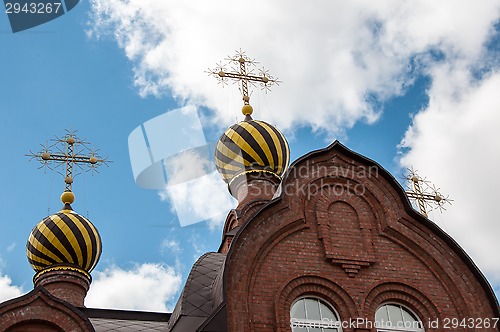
[1,0,499,311]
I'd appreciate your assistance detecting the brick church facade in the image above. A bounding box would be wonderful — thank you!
[215,140,500,331]
[0,53,498,330]
[0,139,498,331]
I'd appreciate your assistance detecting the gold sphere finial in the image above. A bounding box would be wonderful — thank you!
[61,191,75,205]
[242,104,253,116]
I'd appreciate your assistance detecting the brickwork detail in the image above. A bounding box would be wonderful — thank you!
[0,287,93,332]
[362,281,439,324]
[34,269,90,307]
[274,275,358,331]
[307,178,377,276]
[223,142,499,332]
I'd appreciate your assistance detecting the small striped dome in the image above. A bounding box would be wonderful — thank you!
[215,119,290,186]
[27,206,102,274]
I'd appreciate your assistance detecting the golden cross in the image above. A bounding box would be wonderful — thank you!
[27,130,109,192]
[208,50,280,109]
[404,167,452,218]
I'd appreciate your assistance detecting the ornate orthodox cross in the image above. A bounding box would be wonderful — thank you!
[208,50,280,108]
[404,167,452,218]
[27,130,109,192]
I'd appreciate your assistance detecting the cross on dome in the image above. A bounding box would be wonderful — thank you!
[208,50,280,117]
[27,129,110,204]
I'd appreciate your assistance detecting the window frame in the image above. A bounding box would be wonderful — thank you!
[375,302,425,332]
[290,296,343,332]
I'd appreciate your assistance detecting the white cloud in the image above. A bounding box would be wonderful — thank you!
[0,273,23,303]
[6,243,15,252]
[161,239,182,254]
[399,67,500,286]
[88,0,500,136]
[159,150,235,228]
[164,148,213,186]
[86,263,182,311]
[0,258,24,303]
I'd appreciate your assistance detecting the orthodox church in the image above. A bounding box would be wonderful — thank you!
[0,54,498,331]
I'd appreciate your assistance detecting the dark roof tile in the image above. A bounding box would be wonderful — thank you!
[166,252,226,331]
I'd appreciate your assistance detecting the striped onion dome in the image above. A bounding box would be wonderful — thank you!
[27,201,102,277]
[215,119,290,190]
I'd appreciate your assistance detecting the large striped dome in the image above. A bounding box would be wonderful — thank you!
[27,206,102,275]
[215,119,290,188]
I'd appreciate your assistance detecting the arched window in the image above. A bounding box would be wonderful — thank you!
[290,297,341,332]
[375,303,424,332]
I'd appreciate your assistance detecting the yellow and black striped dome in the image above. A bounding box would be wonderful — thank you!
[27,205,102,275]
[215,119,290,187]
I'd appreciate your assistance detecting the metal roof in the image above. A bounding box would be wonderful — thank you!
[90,318,168,332]
[167,252,226,331]
[82,307,170,332]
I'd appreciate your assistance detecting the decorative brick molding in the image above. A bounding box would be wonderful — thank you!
[220,210,238,254]
[34,268,91,308]
[232,171,280,211]
[362,281,440,324]
[306,177,378,276]
[0,287,94,332]
[274,275,357,332]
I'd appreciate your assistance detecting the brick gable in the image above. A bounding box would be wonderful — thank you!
[223,141,499,332]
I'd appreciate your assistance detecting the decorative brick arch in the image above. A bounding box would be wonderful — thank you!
[222,210,238,235]
[305,177,380,276]
[363,281,440,326]
[274,275,357,332]
[0,287,94,332]
[302,175,387,233]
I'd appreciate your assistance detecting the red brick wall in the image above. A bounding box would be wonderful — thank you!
[34,269,90,308]
[224,144,499,332]
[0,288,93,332]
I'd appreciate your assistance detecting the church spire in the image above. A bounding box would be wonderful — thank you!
[210,51,289,200]
[25,130,108,306]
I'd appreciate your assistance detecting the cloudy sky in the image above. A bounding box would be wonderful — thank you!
[1,0,499,311]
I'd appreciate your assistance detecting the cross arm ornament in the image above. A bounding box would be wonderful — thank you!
[27,130,110,192]
[208,50,280,108]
